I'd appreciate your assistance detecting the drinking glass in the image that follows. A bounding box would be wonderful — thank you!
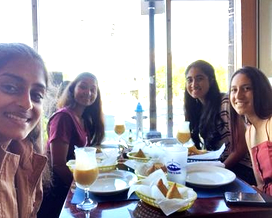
[114,118,126,157]
[73,147,99,211]
[164,145,188,185]
[176,121,191,146]
[114,118,126,140]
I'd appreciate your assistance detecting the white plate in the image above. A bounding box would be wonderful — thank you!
[188,151,219,161]
[89,170,138,195]
[186,164,236,188]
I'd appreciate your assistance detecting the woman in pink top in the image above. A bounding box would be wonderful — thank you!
[39,72,105,218]
[229,66,272,196]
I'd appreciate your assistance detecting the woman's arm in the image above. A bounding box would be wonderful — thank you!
[50,139,73,186]
[224,117,248,169]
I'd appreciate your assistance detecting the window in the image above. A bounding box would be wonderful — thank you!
[0,0,238,141]
[0,0,32,45]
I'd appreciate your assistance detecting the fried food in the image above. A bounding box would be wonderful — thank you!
[146,164,156,175]
[188,145,207,156]
[166,183,182,199]
[134,149,146,158]
[157,179,168,197]
[146,163,167,176]
[154,163,167,173]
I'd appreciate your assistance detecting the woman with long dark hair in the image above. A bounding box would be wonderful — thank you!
[184,60,248,169]
[229,66,272,195]
[0,43,49,217]
[40,72,105,217]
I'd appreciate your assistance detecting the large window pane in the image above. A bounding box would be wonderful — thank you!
[38,0,166,140]
[0,0,233,140]
[169,0,230,136]
[0,0,32,45]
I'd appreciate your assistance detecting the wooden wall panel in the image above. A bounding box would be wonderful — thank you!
[241,0,257,67]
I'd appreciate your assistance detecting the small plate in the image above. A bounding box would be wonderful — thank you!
[186,164,236,188]
[89,170,138,195]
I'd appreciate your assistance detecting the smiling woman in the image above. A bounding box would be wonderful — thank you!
[0,43,49,217]
[38,72,105,217]
[183,60,250,176]
[229,66,272,196]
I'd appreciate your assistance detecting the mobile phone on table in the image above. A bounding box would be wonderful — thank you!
[224,192,272,207]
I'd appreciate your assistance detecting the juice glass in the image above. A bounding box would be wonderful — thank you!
[74,147,98,211]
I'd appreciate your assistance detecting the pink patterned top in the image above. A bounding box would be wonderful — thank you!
[250,119,272,196]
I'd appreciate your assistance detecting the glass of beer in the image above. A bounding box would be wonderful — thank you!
[114,117,126,141]
[114,117,127,157]
[176,121,191,146]
[73,147,99,211]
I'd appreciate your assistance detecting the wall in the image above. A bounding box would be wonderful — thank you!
[259,0,272,77]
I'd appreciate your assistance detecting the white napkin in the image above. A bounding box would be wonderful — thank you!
[97,148,119,166]
[131,142,165,159]
[123,159,137,170]
[128,170,197,216]
[188,144,225,160]
[124,156,166,171]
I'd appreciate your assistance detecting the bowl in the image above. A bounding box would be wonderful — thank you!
[135,181,197,212]
[127,152,151,162]
[98,162,118,172]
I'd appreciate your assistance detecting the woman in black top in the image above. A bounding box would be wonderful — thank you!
[184,60,248,169]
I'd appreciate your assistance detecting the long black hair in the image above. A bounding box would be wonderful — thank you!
[229,66,272,147]
[184,60,223,150]
[57,72,105,145]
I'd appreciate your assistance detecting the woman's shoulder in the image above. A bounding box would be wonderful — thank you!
[266,117,272,141]
[52,107,74,117]
[49,107,75,123]
[266,116,272,128]
[219,92,229,111]
[220,92,229,101]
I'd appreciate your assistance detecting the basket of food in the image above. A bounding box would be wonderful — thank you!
[128,169,197,216]
[135,180,196,212]
[127,149,151,162]
[97,162,118,172]
[134,162,167,180]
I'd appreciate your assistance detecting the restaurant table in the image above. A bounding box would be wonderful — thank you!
[59,164,272,218]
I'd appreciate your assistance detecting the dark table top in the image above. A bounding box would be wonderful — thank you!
[59,163,272,218]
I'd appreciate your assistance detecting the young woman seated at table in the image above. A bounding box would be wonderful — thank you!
[183,60,253,181]
[39,72,105,217]
[229,66,272,196]
[0,43,49,217]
